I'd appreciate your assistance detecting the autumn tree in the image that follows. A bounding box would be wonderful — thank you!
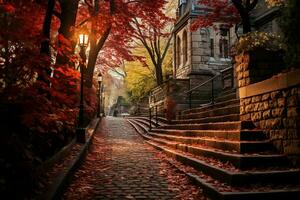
[78,0,168,87]
[192,0,259,34]
[130,15,173,85]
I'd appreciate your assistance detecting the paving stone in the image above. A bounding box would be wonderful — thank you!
[63,117,176,199]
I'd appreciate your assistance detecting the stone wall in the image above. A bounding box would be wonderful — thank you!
[149,78,190,117]
[238,69,300,165]
[235,50,285,88]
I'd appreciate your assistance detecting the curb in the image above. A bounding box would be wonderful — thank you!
[39,117,101,200]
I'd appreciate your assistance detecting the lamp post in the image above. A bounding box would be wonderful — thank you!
[101,85,105,117]
[76,32,89,143]
[97,73,102,117]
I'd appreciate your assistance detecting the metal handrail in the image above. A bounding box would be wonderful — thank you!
[185,73,221,94]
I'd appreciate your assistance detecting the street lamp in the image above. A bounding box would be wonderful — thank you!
[97,73,103,117]
[76,32,89,143]
[102,88,106,117]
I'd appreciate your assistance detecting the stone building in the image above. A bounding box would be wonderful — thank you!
[150,0,285,111]
[173,0,235,80]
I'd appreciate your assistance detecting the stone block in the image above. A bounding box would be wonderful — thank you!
[240,106,245,114]
[287,107,298,117]
[245,104,254,113]
[282,90,290,97]
[258,102,266,111]
[263,101,269,110]
[251,111,262,121]
[245,77,250,86]
[272,108,285,117]
[235,54,243,63]
[240,99,246,106]
[243,70,249,78]
[262,93,270,101]
[237,72,244,80]
[271,91,281,99]
[259,120,266,128]
[283,140,300,154]
[239,80,245,87]
[263,110,271,119]
[243,54,250,63]
[291,88,298,95]
[265,118,282,129]
[287,96,297,107]
[241,114,251,121]
[269,99,278,108]
[252,96,262,103]
[287,129,298,139]
[283,118,297,128]
[277,98,286,107]
[253,103,260,112]
[270,130,284,139]
[244,98,252,105]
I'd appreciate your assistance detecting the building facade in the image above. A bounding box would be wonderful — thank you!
[173,0,236,80]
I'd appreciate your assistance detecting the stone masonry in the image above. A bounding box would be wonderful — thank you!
[240,87,300,164]
[236,52,300,165]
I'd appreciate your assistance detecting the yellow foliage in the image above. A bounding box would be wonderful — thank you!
[234,31,284,54]
[265,0,286,7]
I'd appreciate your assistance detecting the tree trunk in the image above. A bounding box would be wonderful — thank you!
[85,47,98,87]
[232,0,258,34]
[56,0,79,66]
[41,0,55,55]
[85,26,111,88]
[39,0,55,84]
[155,62,163,86]
[241,12,251,33]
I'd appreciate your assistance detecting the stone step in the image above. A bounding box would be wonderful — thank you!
[181,98,240,115]
[180,105,240,120]
[146,140,300,186]
[148,132,272,153]
[127,116,168,124]
[169,160,300,200]
[150,129,266,141]
[215,92,237,103]
[128,120,299,186]
[159,121,256,131]
[144,135,287,169]
[129,120,289,169]
[129,118,166,128]
[217,87,237,97]
[173,114,240,124]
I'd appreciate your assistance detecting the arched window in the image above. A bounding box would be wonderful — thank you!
[177,36,181,67]
[219,28,229,58]
[182,30,188,64]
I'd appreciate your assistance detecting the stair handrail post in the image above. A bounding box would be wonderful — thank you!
[155,105,158,127]
[211,78,215,104]
[189,79,192,109]
[148,92,152,131]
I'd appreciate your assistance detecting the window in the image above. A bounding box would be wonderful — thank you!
[210,38,214,57]
[220,28,228,36]
[182,31,188,64]
[219,28,229,58]
[219,38,229,58]
[177,36,181,67]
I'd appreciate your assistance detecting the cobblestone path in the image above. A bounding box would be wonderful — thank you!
[63,117,176,200]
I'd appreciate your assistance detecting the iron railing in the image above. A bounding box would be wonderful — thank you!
[185,66,234,109]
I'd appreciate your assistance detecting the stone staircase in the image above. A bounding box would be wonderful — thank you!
[127,91,300,199]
